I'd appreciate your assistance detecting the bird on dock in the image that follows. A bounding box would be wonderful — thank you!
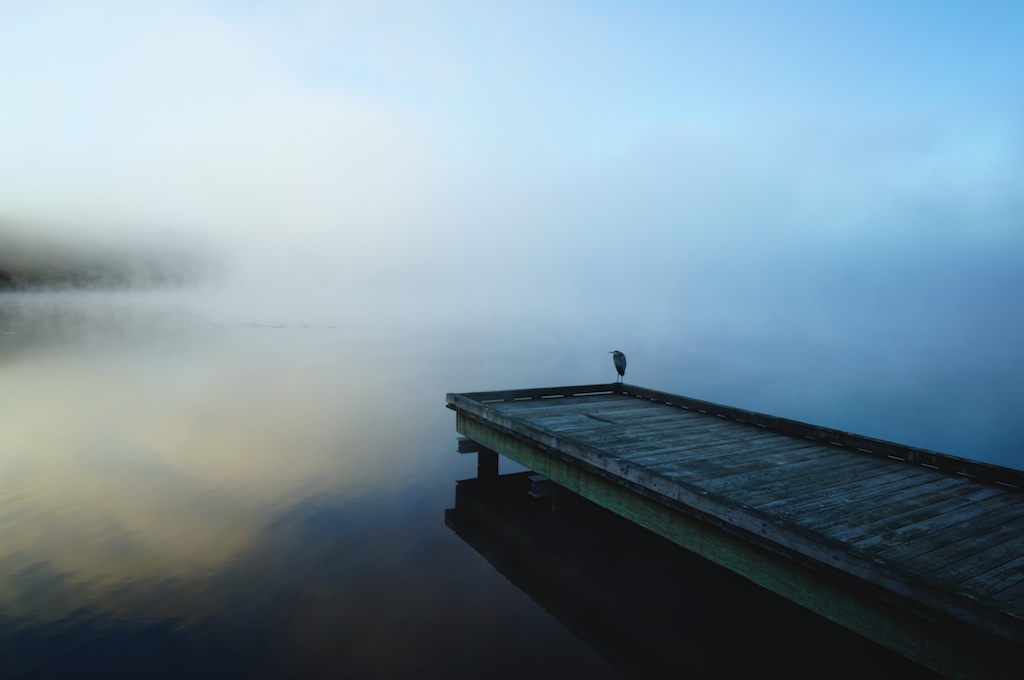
[610,350,626,383]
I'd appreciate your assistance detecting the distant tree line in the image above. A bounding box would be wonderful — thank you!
[0,229,217,291]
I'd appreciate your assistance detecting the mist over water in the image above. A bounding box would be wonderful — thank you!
[2,2,1023,676]
[0,270,1009,677]
[200,217,1024,468]
[4,144,1024,675]
[0,289,608,677]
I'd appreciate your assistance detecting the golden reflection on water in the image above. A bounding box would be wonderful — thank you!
[0,291,408,625]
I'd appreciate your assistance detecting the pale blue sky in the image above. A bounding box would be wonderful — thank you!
[1,0,1022,308]
[2,0,1020,252]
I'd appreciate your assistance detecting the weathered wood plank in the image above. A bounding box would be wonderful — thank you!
[512,410,640,432]
[603,427,810,466]
[620,436,812,471]
[530,411,719,443]
[740,462,938,513]
[608,441,754,470]
[494,394,687,421]
[464,384,618,403]
[928,521,1024,584]
[883,501,1024,568]
[477,385,1024,487]
[814,476,976,538]
[993,581,1024,611]
[580,385,1024,487]
[750,462,938,515]
[606,446,745,473]
[669,440,842,477]
[834,483,1009,549]
[944,543,1024,597]
[961,554,1024,596]
[665,452,848,495]
[593,428,789,459]
[494,396,655,419]
[490,397,606,414]
[582,410,748,435]
[540,405,729,430]
[691,445,882,492]
[736,449,893,490]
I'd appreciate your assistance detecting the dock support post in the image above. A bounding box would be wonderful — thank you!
[458,437,499,479]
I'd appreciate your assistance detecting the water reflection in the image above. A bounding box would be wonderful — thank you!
[0,290,618,678]
[447,472,942,679]
[0,319,376,624]
[0,287,1020,678]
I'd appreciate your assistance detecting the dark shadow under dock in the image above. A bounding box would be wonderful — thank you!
[447,472,943,679]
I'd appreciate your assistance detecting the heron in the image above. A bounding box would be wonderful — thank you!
[609,350,626,383]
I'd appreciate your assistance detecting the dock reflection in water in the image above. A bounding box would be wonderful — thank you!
[446,472,942,680]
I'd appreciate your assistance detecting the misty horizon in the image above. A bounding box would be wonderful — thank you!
[0,4,1021,676]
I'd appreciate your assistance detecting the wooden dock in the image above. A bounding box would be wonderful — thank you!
[447,383,1024,679]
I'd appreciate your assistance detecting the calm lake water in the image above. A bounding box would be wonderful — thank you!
[0,286,1013,678]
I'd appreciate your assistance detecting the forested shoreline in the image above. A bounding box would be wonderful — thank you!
[0,228,214,290]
